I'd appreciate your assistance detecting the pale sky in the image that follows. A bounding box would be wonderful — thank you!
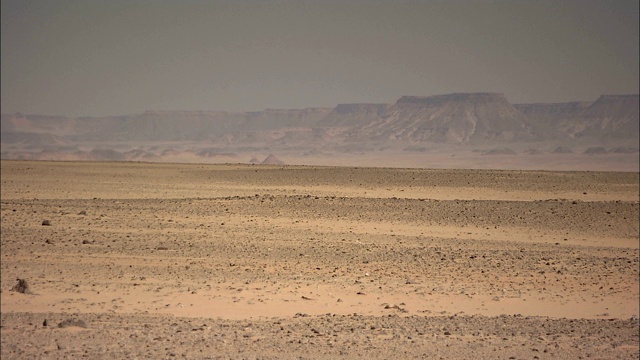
[1,0,638,117]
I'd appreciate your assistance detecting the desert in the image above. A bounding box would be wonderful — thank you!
[1,159,638,358]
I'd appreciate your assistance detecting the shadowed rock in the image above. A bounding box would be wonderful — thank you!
[58,319,87,328]
[11,278,32,294]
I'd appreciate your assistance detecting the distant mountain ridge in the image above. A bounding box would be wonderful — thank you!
[2,92,638,163]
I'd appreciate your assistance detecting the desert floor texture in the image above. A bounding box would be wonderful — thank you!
[1,160,638,359]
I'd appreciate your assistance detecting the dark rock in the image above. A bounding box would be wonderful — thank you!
[11,279,32,294]
[58,319,87,328]
[42,220,51,226]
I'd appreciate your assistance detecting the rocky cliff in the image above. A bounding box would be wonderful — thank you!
[567,95,639,139]
[352,93,533,144]
[317,103,390,127]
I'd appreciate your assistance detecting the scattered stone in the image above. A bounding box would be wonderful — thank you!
[42,220,51,226]
[82,240,94,245]
[78,210,87,215]
[156,246,169,251]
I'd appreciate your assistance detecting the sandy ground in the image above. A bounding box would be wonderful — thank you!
[1,160,638,359]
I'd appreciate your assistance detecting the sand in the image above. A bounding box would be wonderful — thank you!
[1,160,638,358]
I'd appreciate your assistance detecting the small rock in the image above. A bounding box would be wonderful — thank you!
[58,319,87,328]
[42,220,51,226]
[78,210,87,215]
[11,279,32,294]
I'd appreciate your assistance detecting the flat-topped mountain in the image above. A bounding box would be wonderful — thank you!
[352,93,533,144]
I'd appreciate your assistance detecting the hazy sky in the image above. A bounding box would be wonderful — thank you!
[2,0,638,117]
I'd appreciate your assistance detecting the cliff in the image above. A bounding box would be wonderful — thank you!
[353,93,533,143]
[318,103,391,127]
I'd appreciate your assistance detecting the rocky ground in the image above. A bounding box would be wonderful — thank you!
[1,160,638,359]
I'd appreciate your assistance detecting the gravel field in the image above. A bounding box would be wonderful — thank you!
[1,160,638,359]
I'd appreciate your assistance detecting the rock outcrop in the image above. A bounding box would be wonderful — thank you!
[317,103,390,127]
[566,95,639,139]
[352,93,533,143]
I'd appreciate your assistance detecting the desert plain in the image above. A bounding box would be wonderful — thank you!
[1,160,638,359]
